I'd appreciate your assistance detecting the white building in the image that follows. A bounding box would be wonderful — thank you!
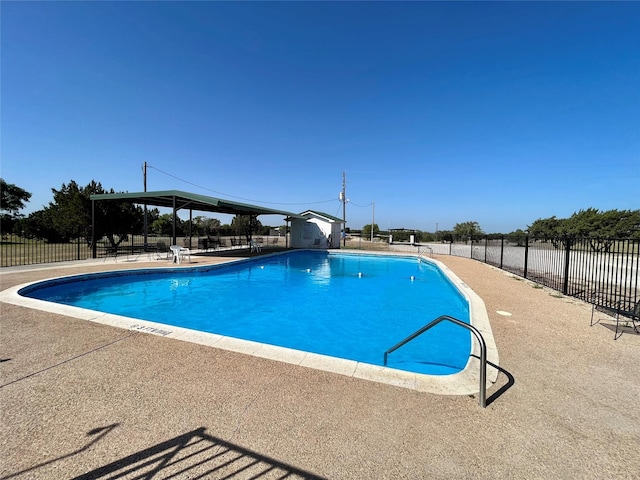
[289,210,343,249]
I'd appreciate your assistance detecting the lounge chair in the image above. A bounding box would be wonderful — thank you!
[207,236,220,251]
[156,241,171,260]
[591,293,640,340]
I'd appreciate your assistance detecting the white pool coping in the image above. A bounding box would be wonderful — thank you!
[0,251,499,396]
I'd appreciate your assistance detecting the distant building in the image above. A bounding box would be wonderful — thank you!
[389,228,418,244]
[289,210,343,249]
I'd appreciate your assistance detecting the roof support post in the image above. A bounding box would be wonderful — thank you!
[172,195,177,245]
[188,209,193,248]
[91,199,97,259]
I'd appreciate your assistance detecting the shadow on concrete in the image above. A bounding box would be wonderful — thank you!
[592,318,640,340]
[468,355,515,407]
[2,425,325,480]
[1,424,120,480]
[72,426,325,480]
[485,360,515,407]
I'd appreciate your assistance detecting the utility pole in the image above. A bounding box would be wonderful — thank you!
[340,171,347,246]
[143,162,148,249]
[371,202,375,242]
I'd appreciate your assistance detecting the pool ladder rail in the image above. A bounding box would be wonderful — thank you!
[417,246,433,261]
[383,315,488,408]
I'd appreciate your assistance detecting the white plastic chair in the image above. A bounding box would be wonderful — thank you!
[250,240,262,253]
[169,245,191,264]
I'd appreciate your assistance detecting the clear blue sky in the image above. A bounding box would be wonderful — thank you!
[2,1,639,233]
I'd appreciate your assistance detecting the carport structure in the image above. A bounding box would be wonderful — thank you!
[89,190,302,257]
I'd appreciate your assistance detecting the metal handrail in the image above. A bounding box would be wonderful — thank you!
[417,246,433,260]
[383,315,488,408]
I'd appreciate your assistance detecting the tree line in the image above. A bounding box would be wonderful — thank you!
[2,178,638,247]
[0,178,278,248]
[357,210,639,246]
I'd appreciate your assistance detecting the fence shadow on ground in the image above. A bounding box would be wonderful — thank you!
[1,424,121,480]
[2,425,326,480]
[71,426,325,480]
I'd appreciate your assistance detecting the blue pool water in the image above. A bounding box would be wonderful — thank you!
[21,251,471,375]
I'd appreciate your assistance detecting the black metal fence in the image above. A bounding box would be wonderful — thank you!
[3,232,638,313]
[0,235,90,267]
[0,234,287,267]
[461,236,638,311]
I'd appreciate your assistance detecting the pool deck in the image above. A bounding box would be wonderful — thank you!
[1,251,639,478]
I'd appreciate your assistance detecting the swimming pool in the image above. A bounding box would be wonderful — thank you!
[19,251,472,375]
[5,251,499,395]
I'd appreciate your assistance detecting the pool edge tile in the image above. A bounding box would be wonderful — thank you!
[353,363,417,390]
[252,343,307,365]
[299,353,359,377]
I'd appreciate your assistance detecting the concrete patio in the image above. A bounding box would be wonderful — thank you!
[1,253,638,479]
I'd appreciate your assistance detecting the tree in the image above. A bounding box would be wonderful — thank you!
[18,209,62,242]
[563,208,640,251]
[563,208,640,239]
[453,221,484,242]
[527,216,564,242]
[1,179,32,216]
[417,231,437,242]
[528,209,640,251]
[231,214,262,242]
[361,223,380,240]
[48,181,90,241]
[193,216,221,236]
[435,229,453,243]
[57,180,143,246]
[23,180,143,246]
[278,224,289,235]
[146,208,160,228]
[1,179,32,237]
[507,229,527,247]
[151,214,184,236]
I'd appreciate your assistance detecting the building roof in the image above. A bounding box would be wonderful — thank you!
[299,210,344,223]
[90,190,304,218]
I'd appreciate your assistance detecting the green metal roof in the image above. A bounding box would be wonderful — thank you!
[90,190,304,218]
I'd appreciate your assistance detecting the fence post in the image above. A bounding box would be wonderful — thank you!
[563,238,571,295]
[77,235,81,260]
[524,235,529,278]
[484,236,488,263]
[500,236,504,269]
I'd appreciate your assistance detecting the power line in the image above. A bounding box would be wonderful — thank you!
[349,201,373,208]
[146,165,337,206]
